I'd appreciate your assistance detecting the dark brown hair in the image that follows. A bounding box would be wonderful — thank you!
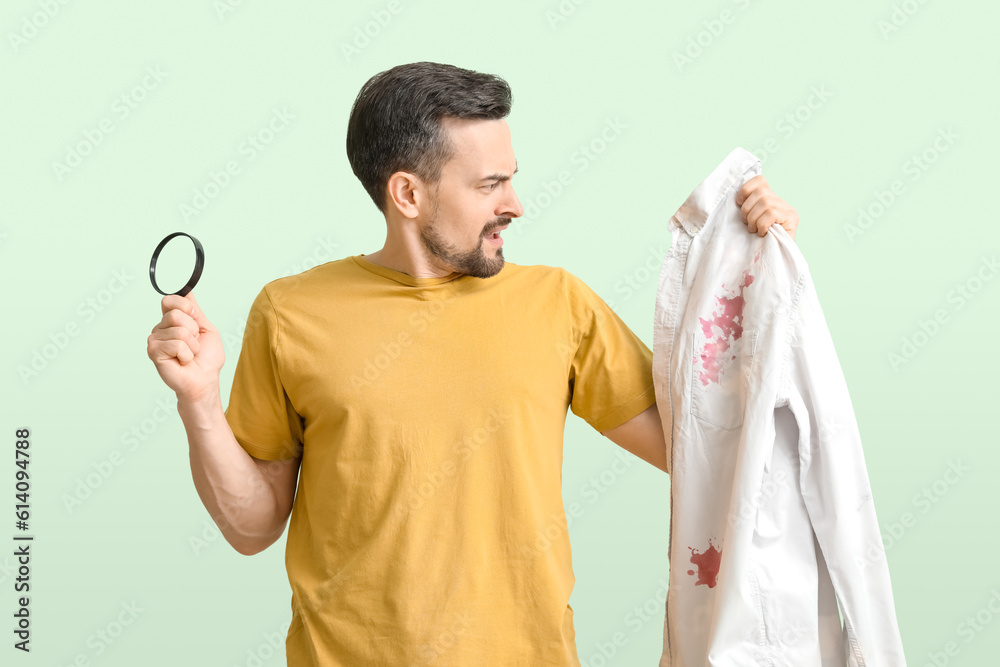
[346,61,512,213]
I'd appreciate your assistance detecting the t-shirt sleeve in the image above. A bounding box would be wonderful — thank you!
[564,269,657,433]
[223,286,304,461]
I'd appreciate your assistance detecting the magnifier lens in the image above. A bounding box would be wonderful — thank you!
[149,232,205,297]
[155,237,196,294]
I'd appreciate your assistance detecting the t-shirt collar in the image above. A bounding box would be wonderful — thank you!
[351,254,465,287]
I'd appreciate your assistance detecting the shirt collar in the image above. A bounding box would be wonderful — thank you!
[671,147,761,237]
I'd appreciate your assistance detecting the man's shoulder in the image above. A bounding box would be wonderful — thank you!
[498,263,605,309]
[262,255,356,293]
[248,256,361,314]
[501,261,574,286]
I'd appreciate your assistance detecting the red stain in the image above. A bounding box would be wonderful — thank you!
[687,539,722,588]
[695,266,755,386]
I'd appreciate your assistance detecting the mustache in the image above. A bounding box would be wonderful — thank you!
[483,218,511,234]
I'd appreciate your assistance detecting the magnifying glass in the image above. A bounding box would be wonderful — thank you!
[149,232,205,297]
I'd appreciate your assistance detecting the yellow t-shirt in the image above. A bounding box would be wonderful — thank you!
[224,254,656,666]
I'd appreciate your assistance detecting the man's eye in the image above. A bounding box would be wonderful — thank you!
[484,182,498,191]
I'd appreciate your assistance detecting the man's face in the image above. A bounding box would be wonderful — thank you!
[418,117,523,279]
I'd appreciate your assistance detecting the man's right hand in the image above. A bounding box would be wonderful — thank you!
[147,291,225,404]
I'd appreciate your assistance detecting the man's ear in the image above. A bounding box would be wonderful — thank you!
[386,171,424,219]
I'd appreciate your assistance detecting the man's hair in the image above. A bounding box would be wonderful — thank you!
[346,61,512,214]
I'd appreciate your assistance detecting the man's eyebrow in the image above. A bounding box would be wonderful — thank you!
[479,163,519,183]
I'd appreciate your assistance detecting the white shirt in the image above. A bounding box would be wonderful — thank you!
[652,147,907,666]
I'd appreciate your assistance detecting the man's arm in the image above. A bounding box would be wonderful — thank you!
[600,403,669,474]
[148,292,300,556]
[181,395,302,555]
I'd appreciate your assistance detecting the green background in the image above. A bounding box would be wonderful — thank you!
[2,0,996,664]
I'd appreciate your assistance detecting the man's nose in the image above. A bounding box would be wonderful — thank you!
[503,185,524,219]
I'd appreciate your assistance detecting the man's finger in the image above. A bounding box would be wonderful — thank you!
[183,291,215,333]
[736,174,767,205]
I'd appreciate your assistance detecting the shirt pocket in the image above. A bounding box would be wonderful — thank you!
[688,328,756,430]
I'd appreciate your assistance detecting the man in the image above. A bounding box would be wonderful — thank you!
[146,61,799,666]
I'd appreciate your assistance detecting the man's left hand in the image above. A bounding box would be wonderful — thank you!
[735,175,799,241]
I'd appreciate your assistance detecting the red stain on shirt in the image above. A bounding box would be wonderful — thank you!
[695,267,756,386]
[688,539,722,588]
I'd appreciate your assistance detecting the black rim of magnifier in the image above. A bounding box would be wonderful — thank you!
[149,232,204,297]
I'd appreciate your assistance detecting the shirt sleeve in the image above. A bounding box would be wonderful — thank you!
[223,285,304,461]
[564,269,657,433]
[779,272,907,662]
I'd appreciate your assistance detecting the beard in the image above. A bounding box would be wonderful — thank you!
[419,211,509,280]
